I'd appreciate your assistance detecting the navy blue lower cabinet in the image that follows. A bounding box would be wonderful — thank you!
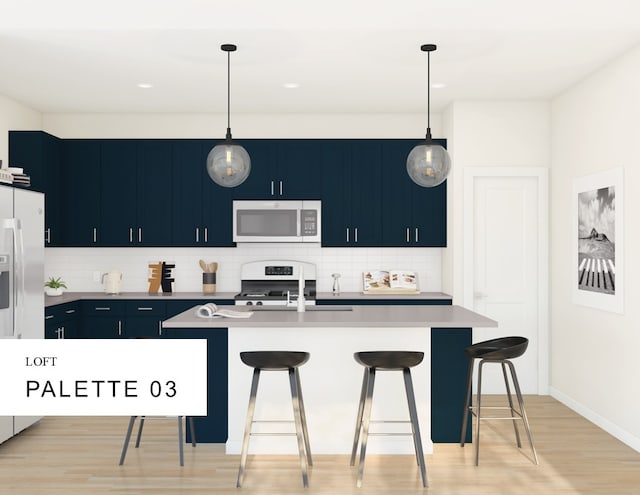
[163,328,228,443]
[431,328,472,443]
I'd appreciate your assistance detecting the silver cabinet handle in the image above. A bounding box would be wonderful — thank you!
[46,228,51,244]
[93,227,97,243]
[195,227,199,243]
[129,228,133,243]
[279,180,283,196]
[61,326,65,339]
[406,227,410,243]
[271,180,275,195]
[45,315,54,320]
[158,320,162,336]
[415,227,419,243]
[94,307,111,311]
[118,320,122,336]
[204,227,208,243]
[138,227,142,243]
[65,309,76,314]
[346,227,350,243]
[137,307,153,311]
[355,227,358,243]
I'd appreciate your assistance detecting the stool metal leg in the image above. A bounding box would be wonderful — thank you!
[294,367,313,466]
[356,367,376,488]
[289,367,310,488]
[135,416,145,448]
[506,361,538,464]
[188,416,196,447]
[237,368,261,488]
[501,361,522,448]
[403,368,428,488]
[460,358,474,447]
[350,367,369,466]
[177,416,185,466]
[119,416,137,465]
[474,360,485,465]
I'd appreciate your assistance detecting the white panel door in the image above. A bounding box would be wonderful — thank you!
[471,176,540,393]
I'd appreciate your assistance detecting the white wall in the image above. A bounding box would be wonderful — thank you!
[550,44,640,450]
[0,93,42,168]
[41,112,446,294]
[444,101,551,303]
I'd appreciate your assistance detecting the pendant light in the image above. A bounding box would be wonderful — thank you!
[206,44,251,187]
[406,44,451,188]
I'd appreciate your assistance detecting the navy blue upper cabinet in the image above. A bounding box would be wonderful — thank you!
[380,139,447,247]
[171,140,234,246]
[232,139,322,199]
[321,140,382,247]
[59,139,102,246]
[8,131,62,245]
[100,140,172,246]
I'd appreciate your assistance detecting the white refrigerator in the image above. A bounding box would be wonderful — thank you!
[0,184,44,442]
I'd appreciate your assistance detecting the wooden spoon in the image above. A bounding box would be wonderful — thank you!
[199,259,208,272]
[209,262,218,273]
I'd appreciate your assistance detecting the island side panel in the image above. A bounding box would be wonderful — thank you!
[431,327,472,443]
[227,326,432,455]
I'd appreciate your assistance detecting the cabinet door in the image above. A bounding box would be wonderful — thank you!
[275,140,322,199]
[60,139,101,246]
[84,317,124,338]
[231,139,277,199]
[137,140,173,246]
[201,140,234,246]
[172,140,204,246]
[411,180,447,246]
[100,140,137,246]
[349,140,382,246]
[380,140,414,246]
[9,131,62,245]
[321,140,352,246]
[125,300,166,338]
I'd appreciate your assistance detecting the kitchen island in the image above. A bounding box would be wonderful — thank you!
[163,304,496,455]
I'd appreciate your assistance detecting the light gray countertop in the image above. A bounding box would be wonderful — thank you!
[163,304,496,329]
[45,291,452,307]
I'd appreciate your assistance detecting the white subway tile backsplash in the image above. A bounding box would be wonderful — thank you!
[45,246,442,294]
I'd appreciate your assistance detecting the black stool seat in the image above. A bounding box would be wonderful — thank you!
[240,351,310,370]
[354,351,424,370]
[464,336,528,360]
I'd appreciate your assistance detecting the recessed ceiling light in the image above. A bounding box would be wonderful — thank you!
[283,83,300,89]
[137,83,153,89]
[431,82,446,89]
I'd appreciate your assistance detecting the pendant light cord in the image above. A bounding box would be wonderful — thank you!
[226,49,231,139]
[427,49,431,131]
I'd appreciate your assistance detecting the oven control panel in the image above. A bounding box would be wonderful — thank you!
[265,265,293,276]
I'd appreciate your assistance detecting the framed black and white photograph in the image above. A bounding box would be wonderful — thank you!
[573,168,623,314]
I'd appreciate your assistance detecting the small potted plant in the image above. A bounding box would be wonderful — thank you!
[44,276,67,296]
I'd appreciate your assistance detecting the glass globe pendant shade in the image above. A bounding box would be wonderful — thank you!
[206,141,251,187]
[406,141,451,188]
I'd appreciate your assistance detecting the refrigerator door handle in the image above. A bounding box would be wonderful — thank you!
[2,218,25,338]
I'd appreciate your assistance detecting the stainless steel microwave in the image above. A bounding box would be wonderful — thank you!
[233,200,322,243]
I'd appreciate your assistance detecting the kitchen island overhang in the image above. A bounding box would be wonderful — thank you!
[162,305,497,455]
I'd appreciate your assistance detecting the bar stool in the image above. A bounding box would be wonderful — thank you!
[350,351,428,488]
[460,336,538,465]
[237,351,312,488]
[119,415,196,466]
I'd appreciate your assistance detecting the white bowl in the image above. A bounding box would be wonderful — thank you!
[45,287,63,296]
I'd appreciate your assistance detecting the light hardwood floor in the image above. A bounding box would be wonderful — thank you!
[1,396,639,495]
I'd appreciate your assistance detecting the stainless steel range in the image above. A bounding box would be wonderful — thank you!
[234,260,317,306]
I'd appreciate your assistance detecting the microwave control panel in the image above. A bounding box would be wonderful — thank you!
[301,210,318,236]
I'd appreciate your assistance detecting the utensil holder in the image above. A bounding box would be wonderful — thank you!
[203,272,216,294]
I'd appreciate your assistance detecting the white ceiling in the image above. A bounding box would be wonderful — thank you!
[1,0,640,114]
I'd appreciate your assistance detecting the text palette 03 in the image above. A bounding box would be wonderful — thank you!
[0,339,207,416]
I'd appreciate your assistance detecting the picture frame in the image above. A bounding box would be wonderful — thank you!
[572,167,623,314]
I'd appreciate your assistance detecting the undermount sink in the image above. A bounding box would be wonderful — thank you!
[250,305,353,311]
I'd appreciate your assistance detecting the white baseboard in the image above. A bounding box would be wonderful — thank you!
[549,386,640,453]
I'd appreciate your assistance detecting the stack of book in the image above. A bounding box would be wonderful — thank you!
[362,270,419,294]
[5,167,31,187]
